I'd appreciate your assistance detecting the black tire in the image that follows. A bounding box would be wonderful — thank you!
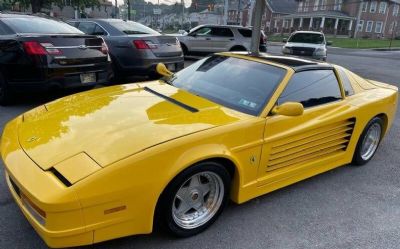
[180,43,188,55]
[230,46,247,52]
[0,72,12,106]
[352,117,384,166]
[156,161,231,237]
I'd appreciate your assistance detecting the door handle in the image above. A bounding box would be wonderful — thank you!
[205,38,211,40]
[229,38,234,41]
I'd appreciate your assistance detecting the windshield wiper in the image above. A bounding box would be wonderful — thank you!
[144,87,198,113]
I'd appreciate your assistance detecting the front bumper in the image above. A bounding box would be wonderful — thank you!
[1,117,154,248]
[1,117,92,248]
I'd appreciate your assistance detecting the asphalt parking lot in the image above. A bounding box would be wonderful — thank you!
[0,44,399,249]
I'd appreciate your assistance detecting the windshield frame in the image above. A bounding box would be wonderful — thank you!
[166,55,288,116]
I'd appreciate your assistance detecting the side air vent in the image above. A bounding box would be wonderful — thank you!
[266,118,356,172]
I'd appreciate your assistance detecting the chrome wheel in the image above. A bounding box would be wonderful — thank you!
[172,171,224,229]
[360,122,381,161]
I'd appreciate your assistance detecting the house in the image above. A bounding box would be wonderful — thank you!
[246,0,400,37]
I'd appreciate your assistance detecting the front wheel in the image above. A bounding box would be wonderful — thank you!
[157,162,231,237]
[352,117,383,165]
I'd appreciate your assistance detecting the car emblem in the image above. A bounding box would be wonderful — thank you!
[27,136,39,143]
[78,45,88,50]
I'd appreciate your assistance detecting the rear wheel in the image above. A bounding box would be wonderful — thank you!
[230,46,247,52]
[157,161,231,237]
[0,72,12,105]
[352,117,383,165]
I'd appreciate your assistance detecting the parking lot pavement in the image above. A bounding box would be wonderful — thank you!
[1,48,400,249]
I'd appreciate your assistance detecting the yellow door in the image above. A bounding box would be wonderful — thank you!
[257,69,356,186]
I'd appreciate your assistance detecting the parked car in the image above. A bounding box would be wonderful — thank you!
[282,31,331,61]
[67,19,184,79]
[0,14,111,105]
[176,24,267,55]
[2,53,398,247]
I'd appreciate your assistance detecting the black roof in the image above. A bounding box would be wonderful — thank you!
[267,0,298,14]
[251,53,333,72]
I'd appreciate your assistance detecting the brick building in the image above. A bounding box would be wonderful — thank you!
[245,0,400,38]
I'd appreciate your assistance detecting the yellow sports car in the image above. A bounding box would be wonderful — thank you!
[1,53,398,248]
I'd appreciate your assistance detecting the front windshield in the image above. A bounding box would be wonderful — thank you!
[168,55,287,116]
[107,20,160,35]
[288,33,325,44]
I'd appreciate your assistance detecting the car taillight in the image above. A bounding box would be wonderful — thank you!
[133,40,157,49]
[101,41,108,54]
[23,41,62,55]
[23,41,47,55]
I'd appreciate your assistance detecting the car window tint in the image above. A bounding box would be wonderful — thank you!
[77,22,96,35]
[278,70,342,108]
[193,27,211,36]
[107,20,159,35]
[288,33,324,44]
[211,27,234,37]
[169,55,286,116]
[337,67,355,96]
[93,25,107,35]
[238,29,252,37]
[2,17,83,34]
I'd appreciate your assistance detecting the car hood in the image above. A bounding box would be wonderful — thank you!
[18,82,247,169]
[284,42,324,48]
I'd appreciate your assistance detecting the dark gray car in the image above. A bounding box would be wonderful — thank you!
[68,19,184,79]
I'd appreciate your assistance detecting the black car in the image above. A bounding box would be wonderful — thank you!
[67,19,184,79]
[0,14,111,104]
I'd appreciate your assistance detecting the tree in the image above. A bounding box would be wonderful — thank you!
[16,0,100,13]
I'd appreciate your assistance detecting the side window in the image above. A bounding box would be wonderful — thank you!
[93,25,107,36]
[278,70,342,108]
[66,21,78,28]
[77,22,96,35]
[192,27,211,36]
[238,29,252,37]
[211,27,234,37]
[336,67,354,96]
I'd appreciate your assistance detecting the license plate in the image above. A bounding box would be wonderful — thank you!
[166,64,176,71]
[80,73,96,84]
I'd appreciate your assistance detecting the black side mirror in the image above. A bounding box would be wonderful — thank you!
[326,41,333,46]
[282,38,287,43]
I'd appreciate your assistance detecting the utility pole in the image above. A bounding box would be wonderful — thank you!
[127,0,131,20]
[237,0,241,25]
[114,0,118,18]
[181,0,184,29]
[250,0,265,55]
[354,0,363,38]
[223,0,228,25]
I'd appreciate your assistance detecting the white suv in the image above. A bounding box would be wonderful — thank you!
[176,25,267,55]
[282,31,331,61]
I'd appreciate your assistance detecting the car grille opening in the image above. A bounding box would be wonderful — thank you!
[49,168,72,187]
[9,176,21,197]
[291,47,315,56]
